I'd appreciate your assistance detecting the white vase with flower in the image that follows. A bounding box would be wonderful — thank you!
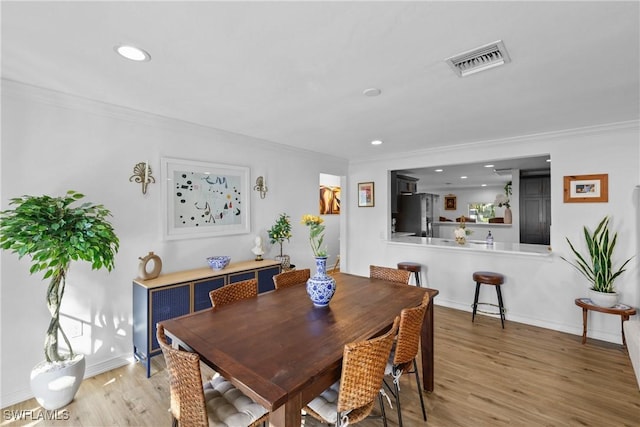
[494,181,512,224]
[454,218,473,244]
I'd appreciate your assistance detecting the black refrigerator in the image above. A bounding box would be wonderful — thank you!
[395,193,435,237]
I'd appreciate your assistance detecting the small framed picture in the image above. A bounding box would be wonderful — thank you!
[358,182,375,207]
[563,174,608,203]
[444,195,457,210]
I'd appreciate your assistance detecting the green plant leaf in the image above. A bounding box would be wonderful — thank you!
[0,190,119,361]
[561,216,634,293]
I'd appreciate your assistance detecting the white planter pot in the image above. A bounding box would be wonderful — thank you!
[275,254,291,270]
[588,289,619,308]
[30,353,85,410]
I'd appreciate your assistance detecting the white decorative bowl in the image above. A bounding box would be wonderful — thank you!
[207,256,231,270]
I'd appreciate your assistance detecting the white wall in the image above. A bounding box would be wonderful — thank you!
[0,81,348,406]
[347,122,639,344]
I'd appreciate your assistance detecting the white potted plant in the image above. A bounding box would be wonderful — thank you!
[0,190,119,409]
[560,216,633,307]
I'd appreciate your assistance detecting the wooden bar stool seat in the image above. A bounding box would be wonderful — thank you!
[471,271,506,328]
[397,262,422,287]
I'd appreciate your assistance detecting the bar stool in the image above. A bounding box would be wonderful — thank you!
[397,262,422,287]
[471,271,506,328]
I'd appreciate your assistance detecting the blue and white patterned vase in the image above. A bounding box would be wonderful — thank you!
[306,257,336,307]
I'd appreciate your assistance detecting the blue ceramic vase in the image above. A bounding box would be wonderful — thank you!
[306,257,336,307]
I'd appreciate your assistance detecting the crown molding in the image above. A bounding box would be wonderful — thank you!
[1,79,348,165]
[350,119,639,165]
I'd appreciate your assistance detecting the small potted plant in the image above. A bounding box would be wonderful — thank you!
[267,213,292,269]
[560,216,633,307]
[0,190,119,409]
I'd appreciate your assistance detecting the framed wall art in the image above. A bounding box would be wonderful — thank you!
[563,174,608,203]
[320,185,341,214]
[358,182,375,207]
[161,157,250,240]
[444,194,457,210]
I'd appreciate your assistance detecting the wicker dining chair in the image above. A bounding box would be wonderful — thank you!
[156,324,269,427]
[209,278,258,308]
[383,292,431,427]
[369,265,411,285]
[272,268,310,290]
[305,317,400,427]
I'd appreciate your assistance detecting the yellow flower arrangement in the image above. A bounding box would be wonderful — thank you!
[301,214,327,257]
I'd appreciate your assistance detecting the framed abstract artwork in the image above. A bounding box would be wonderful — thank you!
[563,174,608,203]
[161,157,250,240]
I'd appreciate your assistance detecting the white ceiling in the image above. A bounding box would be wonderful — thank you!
[2,1,639,162]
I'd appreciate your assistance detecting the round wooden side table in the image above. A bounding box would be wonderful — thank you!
[575,298,637,346]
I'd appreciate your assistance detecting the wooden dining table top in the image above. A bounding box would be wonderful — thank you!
[161,272,438,426]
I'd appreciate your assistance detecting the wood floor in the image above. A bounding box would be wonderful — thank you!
[3,306,639,426]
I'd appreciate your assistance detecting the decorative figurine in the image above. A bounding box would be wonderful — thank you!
[138,251,162,280]
[251,236,265,261]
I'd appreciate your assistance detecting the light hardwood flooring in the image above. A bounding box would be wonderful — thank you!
[3,306,639,426]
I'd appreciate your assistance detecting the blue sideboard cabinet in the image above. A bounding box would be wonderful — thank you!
[133,259,281,377]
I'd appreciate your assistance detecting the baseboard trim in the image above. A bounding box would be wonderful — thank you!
[1,356,132,409]
[434,299,623,345]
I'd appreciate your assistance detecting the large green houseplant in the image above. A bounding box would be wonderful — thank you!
[0,190,119,408]
[560,216,633,307]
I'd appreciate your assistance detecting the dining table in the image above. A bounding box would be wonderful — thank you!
[161,272,439,427]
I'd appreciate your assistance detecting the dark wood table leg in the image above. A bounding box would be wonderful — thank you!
[421,297,435,392]
[621,315,629,347]
[269,393,301,427]
[581,307,588,344]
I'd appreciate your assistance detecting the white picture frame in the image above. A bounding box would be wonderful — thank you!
[161,157,250,240]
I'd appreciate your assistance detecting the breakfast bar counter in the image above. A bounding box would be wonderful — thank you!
[389,235,552,257]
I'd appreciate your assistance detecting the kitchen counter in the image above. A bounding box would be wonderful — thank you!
[391,231,417,237]
[388,235,552,256]
[433,221,511,227]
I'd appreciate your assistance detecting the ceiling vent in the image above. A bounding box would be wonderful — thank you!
[445,40,511,77]
[493,168,513,176]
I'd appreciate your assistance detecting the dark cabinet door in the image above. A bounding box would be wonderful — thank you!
[150,284,191,351]
[520,176,550,244]
[257,266,280,293]
[194,277,225,311]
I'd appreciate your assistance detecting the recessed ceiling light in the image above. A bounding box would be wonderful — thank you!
[370,140,383,146]
[363,88,382,97]
[435,169,443,173]
[481,184,487,187]
[460,176,468,179]
[114,44,151,62]
[484,164,494,168]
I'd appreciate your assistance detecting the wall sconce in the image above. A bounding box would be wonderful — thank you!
[254,176,268,199]
[130,161,155,195]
